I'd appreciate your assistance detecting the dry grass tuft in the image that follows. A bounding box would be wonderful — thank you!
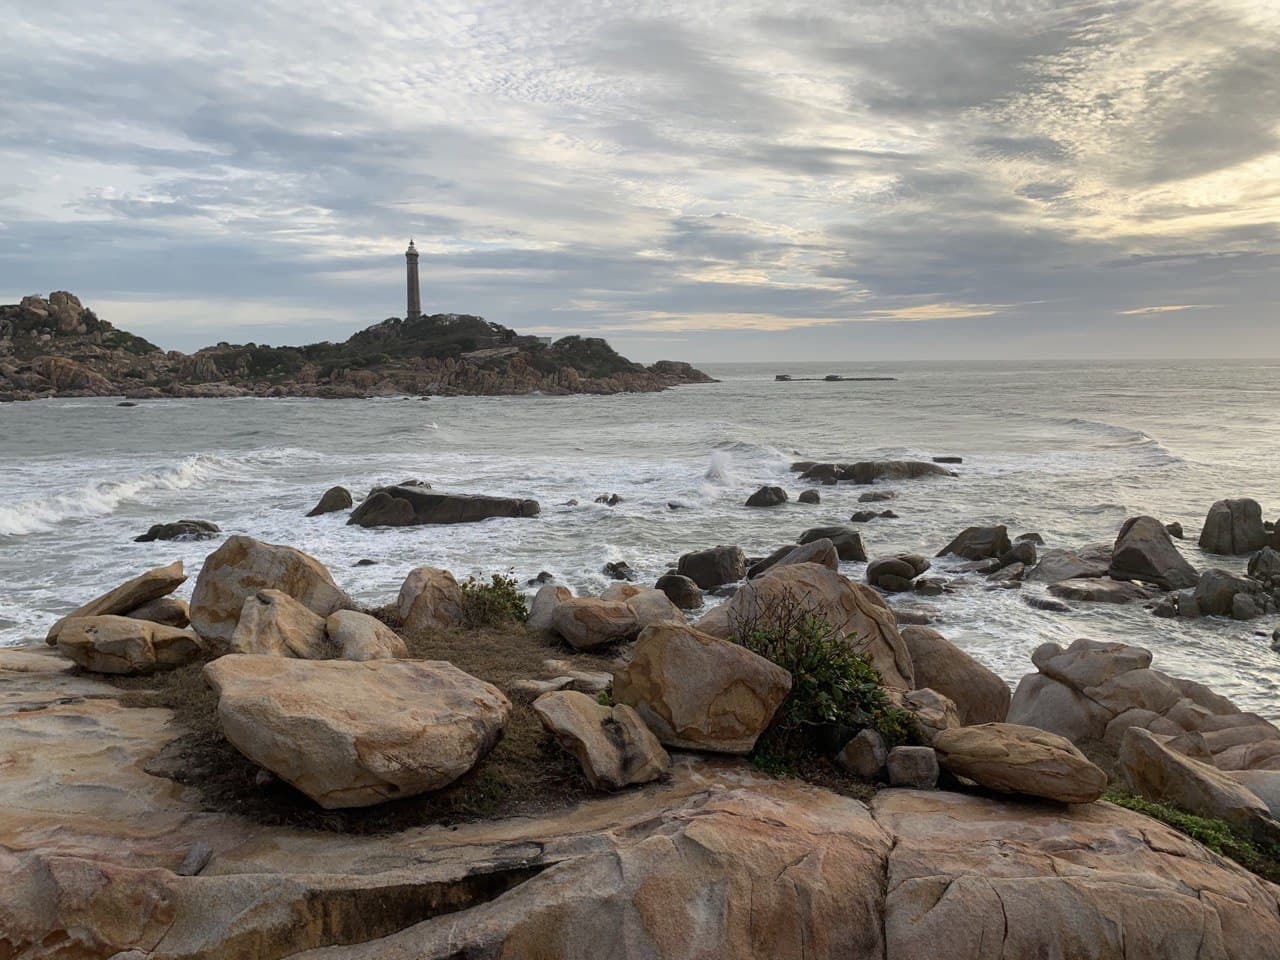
[110,608,622,833]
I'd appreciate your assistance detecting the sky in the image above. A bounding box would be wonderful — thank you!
[1,0,1278,363]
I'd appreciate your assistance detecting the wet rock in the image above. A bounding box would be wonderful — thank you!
[354,558,377,567]
[1110,516,1198,590]
[937,525,1012,561]
[325,609,408,661]
[46,560,187,644]
[745,485,788,507]
[397,566,464,633]
[798,525,867,561]
[1247,546,1280,586]
[305,485,353,517]
[797,489,820,504]
[654,573,702,610]
[189,536,351,649]
[533,690,670,791]
[1049,578,1154,604]
[932,456,963,464]
[887,745,939,788]
[900,625,1010,725]
[749,538,839,578]
[134,519,220,543]
[999,540,1037,567]
[847,460,955,484]
[933,722,1108,803]
[594,493,622,506]
[1027,543,1113,583]
[603,560,636,581]
[1024,594,1071,613]
[858,490,897,502]
[1200,498,1268,556]
[57,616,201,674]
[1195,568,1265,617]
[612,622,791,754]
[204,655,510,809]
[867,554,930,593]
[676,545,746,590]
[1017,532,1045,545]
[348,485,540,526]
[1166,521,1185,540]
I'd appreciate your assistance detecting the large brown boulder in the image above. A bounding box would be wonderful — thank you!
[900,625,1009,724]
[348,485,539,526]
[697,562,914,690]
[189,536,351,649]
[1120,727,1280,843]
[56,616,201,675]
[1199,498,1269,555]
[676,545,747,589]
[933,722,1108,803]
[229,589,330,658]
[45,560,186,644]
[305,485,353,517]
[748,538,839,578]
[612,622,791,754]
[204,655,510,808]
[798,525,867,561]
[397,566,463,632]
[124,596,190,628]
[552,598,639,650]
[325,609,408,661]
[1109,516,1198,590]
[533,690,670,790]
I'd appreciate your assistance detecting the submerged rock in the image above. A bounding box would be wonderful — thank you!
[349,485,540,526]
[134,519,220,542]
[305,485,353,517]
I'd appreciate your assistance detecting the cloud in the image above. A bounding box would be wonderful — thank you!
[0,0,1278,361]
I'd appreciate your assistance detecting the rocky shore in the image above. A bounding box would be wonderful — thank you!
[8,466,1280,957]
[0,292,715,401]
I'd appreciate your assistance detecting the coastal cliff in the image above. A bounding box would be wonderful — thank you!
[0,292,714,400]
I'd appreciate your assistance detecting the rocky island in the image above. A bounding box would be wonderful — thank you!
[0,292,714,401]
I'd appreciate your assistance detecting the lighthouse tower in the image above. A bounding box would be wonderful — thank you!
[405,239,421,320]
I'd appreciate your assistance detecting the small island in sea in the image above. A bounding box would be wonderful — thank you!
[0,289,713,401]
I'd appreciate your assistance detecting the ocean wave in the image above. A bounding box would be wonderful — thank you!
[0,447,327,537]
[1046,416,1187,465]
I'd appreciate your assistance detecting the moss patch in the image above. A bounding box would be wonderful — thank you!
[110,612,621,834]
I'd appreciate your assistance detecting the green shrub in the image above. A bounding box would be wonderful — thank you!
[1103,790,1267,863]
[730,598,915,773]
[460,573,529,627]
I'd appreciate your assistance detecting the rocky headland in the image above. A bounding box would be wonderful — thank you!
[0,292,714,401]
[8,462,1280,957]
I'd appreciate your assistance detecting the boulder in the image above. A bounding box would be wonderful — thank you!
[1109,516,1198,590]
[1049,578,1155,604]
[1247,546,1280,586]
[838,728,889,779]
[532,690,670,790]
[676,545,746,589]
[46,560,186,644]
[189,536,351,648]
[603,560,635,581]
[887,745,939,788]
[798,525,867,561]
[999,540,1037,567]
[229,589,330,659]
[348,485,540,526]
[749,538,839,578]
[124,596,190,628]
[56,616,201,674]
[623,588,685,632]
[527,583,572,630]
[697,562,914,690]
[1027,543,1113,583]
[1120,727,1280,843]
[552,598,639,650]
[133,519,220,543]
[397,566,463,633]
[867,554,930,593]
[306,485,353,517]
[899,625,1010,725]
[612,622,791,754]
[797,489,820,504]
[204,655,510,808]
[1199,498,1268,555]
[744,485,788,507]
[933,723,1108,803]
[937,525,1011,561]
[859,489,897,502]
[1194,568,1265,617]
[653,573,702,610]
[847,460,955,484]
[325,609,408,661]
[903,688,961,744]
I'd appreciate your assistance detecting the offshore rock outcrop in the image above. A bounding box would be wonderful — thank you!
[0,292,715,400]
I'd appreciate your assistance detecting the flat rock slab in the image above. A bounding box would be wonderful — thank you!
[56,615,202,674]
[204,655,510,808]
[348,485,540,526]
[45,560,186,643]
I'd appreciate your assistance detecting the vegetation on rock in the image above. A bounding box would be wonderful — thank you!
[459,573,529,627]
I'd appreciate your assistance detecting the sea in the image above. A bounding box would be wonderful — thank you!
[3,359,1278,718]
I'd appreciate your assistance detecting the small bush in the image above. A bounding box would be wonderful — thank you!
[730,594,915,774]
[460,573,529,627]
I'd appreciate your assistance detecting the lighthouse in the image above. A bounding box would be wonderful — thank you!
[405,239,421,320]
